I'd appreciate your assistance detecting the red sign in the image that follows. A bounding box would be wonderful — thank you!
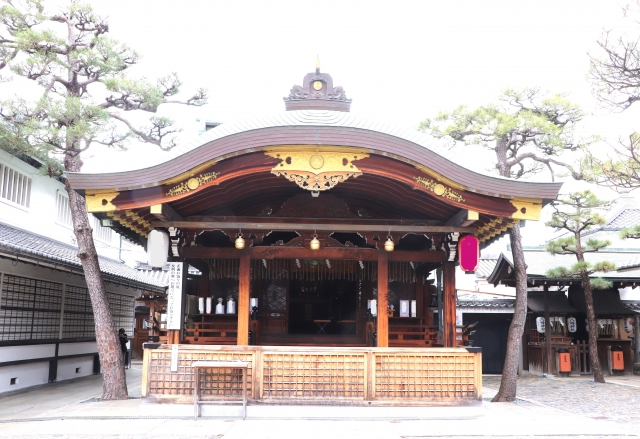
[459,235,479,272]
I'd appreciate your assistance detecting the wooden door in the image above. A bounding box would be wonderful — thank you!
[262,279,288,333]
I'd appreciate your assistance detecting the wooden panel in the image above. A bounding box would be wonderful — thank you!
[262,352,365,399]
[377,251,389,347]
[374,352,476,399]
[442,261,456,348]
[237,251,250,346]
[147,348,254,398]
[142,345,482,404]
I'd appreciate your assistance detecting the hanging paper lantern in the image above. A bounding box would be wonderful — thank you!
[459,235,480,272]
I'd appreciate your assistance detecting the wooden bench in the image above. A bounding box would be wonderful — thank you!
[192,360,249,420]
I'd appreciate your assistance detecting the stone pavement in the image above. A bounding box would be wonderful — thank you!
[0,364,638,438]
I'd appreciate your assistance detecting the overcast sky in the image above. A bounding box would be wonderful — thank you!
[60,0,637,179]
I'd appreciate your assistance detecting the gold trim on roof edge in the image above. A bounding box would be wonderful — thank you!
[159,159,218,186]
[414,176,465,203]
[85,191,119,213]
[509,200,542,220]
[414,165,467,191]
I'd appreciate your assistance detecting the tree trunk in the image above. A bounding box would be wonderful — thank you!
[491,223,528,402]
[582,276,606,383]
[65,153,128,400]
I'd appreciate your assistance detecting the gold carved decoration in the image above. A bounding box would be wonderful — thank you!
[166,171,219,197]
[414,176,465,203]
[266,149,369,191]
[414,165,467,191]
[158,159,218,186]
[509,199,543,220]
[85,191,119,213]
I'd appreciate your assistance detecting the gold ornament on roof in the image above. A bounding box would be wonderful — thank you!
[266,148,369,192]
[166,171,220,197]
[414,176,465,203]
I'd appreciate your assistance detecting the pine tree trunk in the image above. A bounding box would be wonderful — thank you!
[582,276,606,383]
[491,223,528,402]
[65,153,128,400]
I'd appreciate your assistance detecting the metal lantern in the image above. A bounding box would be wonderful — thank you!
[310,234,320,251]
[235,232,245,250]
[384,235,394,252]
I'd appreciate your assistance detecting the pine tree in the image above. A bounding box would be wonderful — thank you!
[545,190,616,383]
[421,88,589,401]
[0,0,207,399]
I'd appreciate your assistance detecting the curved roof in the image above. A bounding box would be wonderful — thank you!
[67,110,562,201]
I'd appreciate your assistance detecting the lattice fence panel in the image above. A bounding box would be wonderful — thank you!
[375,353,476,399]
[62,285,95,338]
[148,350,254,398]
[263,353,365,399]
[0,275,62,341]
[107,292,135,335]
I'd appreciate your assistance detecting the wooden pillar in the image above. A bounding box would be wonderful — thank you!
[377,250,389,347]
[237,251,251,346]
[634,315,640,368]
[442,261,456,347]
[544,285,553,376]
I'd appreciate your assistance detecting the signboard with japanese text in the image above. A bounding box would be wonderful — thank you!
[567,317,577,333]
[166,262,184,330]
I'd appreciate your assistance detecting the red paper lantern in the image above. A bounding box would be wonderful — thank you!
[459,235,479,272]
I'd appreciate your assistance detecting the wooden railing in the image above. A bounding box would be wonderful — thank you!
[183,321,238,345]
[142,344,482,405]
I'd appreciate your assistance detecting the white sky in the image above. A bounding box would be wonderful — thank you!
[62,0,640,178]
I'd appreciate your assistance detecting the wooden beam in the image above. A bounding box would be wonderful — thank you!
[445,209,479,227]
[182,246,445,262]
[442,261,456,348]
[151,220,476,234]
[544,285,553,376]
[377,250,389,347]
[150,203,184,222]
[237,251,250,346]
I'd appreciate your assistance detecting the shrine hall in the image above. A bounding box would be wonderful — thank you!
[67,66,562,407]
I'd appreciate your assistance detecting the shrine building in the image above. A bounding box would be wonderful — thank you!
[67,66,562,408]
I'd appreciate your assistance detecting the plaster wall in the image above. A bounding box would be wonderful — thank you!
[0,150,146,265]
[0,362,49,393]
[0,344,55,362]
[56,356,94,381]
[58,342,97,357]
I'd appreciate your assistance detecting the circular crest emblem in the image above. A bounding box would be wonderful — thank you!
[187,178,200,190]
[433,183,446,196]
[309,155,324,169]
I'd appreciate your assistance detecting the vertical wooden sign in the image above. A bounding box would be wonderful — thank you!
[166,262,184,330]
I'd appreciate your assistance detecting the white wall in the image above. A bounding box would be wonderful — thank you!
[0,362,49,393]
[0,149,147,264]
[56,357,94,381]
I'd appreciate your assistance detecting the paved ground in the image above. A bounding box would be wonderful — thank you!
[0,364,639,438]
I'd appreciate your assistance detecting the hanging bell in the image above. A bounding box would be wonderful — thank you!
[384,235,394,252]
[235,233,245,250]
[310,234,320,251]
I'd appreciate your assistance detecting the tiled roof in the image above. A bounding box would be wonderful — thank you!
[0,222,166,290]
[583,208,640,237]
[619,256,640,272]
[134,262,201,286]
[457,299,515,309]
[475,258,498,279]
[623,301,640,312]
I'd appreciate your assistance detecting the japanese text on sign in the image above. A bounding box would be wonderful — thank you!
[166,262,183,330]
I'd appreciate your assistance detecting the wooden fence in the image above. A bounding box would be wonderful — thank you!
[142,345,482,406]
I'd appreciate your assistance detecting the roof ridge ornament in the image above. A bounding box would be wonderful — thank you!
[284,62,352,112]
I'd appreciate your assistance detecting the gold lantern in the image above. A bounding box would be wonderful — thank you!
[384,235,394,252]
[235,231,245,250]
[310,234,320,251]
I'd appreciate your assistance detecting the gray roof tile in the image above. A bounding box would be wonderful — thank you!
[0,222,166,290]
